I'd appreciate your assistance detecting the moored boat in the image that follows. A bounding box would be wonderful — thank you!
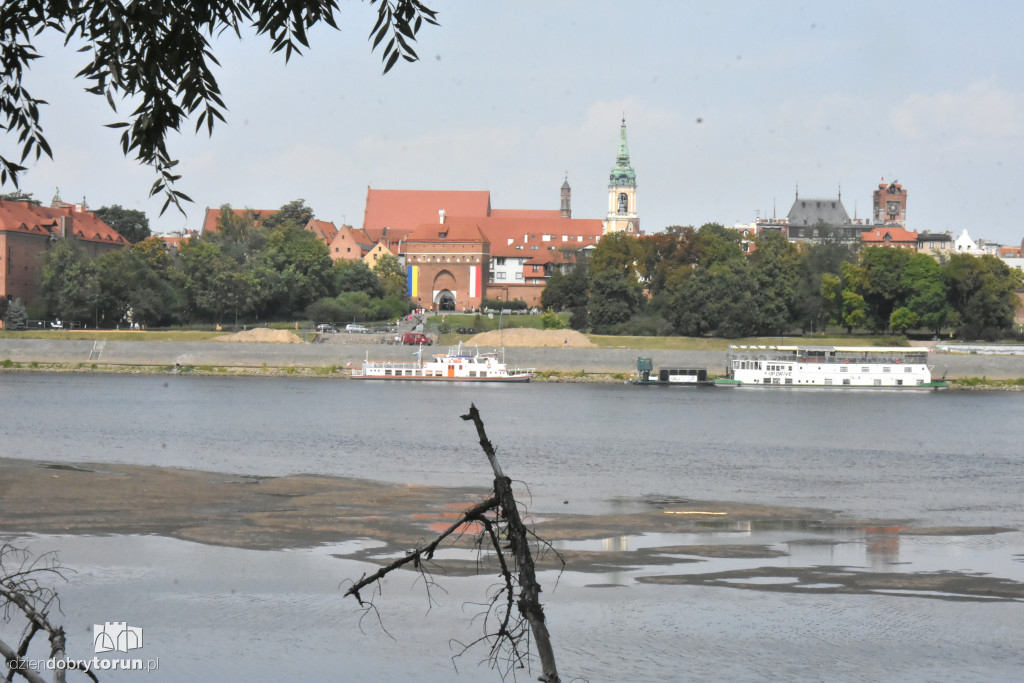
[351,342,534,382]
[630,357,713,386]
[716,345,947,389]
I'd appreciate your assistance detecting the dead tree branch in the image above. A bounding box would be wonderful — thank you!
[1,545,98,683]
[343,404,562,683]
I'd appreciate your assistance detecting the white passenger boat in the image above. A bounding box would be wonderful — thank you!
[716,345,947,389]
[351,342,534,382]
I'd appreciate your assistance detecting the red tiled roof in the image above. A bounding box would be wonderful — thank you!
[305,219,338,244]
[861,226,918,243]
[0,200,127,245]
[490,209,563,220]
[362,188,492,243]
[482,217,603,257]
[406,217,487,243]
[201,207,280,233]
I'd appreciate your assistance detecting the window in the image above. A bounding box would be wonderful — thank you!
[496,272,506,280]
[873,379,882,386]
[883,367,891,373]
[496,257,506,265]
[840,366,848,372]
[515,273,523,280]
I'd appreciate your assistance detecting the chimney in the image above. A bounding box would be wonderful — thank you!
[60,215,74,239]
[439,209,446,224]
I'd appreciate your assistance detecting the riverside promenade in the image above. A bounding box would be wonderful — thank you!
[3,337,1024,379]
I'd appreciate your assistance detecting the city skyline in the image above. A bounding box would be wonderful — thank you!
[8,1,1024,244]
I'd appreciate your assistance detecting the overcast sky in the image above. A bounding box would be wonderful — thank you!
[8,1,1024,245]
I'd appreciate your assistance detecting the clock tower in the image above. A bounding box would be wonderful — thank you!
[873,179,907,226]
[603,118,639,235]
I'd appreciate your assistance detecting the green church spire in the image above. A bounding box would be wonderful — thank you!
[609,117,636,187]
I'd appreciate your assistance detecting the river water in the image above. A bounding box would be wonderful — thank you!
[2,374,1023,681]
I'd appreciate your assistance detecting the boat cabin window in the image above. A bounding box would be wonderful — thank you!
[905,367,912,373]
[883,367,891,373]
[840,366,848,372]
[873,379,882,386]
[384,369,393,376]
[862,367,869,372]
[842,378,850,385]
[896,379,903,386]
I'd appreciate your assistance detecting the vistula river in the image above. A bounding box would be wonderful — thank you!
[2,373,1023,681]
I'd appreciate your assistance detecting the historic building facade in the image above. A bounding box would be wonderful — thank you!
[1,194,127,307]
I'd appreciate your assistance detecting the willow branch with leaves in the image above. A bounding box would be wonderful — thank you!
[0,1,438,214]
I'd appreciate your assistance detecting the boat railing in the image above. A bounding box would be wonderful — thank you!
[728,352,928,365]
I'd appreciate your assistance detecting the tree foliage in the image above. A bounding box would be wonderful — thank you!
[0,1,438,211]
[539,224,1019,340]
[93,204,151,244]
[2,297,27,330]
[38,238,99,323]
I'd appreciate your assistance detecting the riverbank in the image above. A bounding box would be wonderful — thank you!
[5,336,1024,384]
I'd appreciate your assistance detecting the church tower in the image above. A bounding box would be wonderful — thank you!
[560,175,571,218]
[603,118,639,234]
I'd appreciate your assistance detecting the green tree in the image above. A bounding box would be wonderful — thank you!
[258,222,333,316]
[539,309,567,330]
[748,232,801,335]
[798,240,858,333]
[889,307,918,335]
[902,253,955,335]
[944,254,1021,339]
[372,252,408,299]
[2,298,28,330]
[589,231,649,284]
[38,239,99,323]
[858,247,914,332]
[841,290,867,333]
[261,199,315,230]
[0,1,438,210]
[333,259,385,298]
[93,205,151,244]
[695,223,744,267]
[131,236,175,278]
[639,225,698,295]
[95,249,176,327]
[176,240,247,323]
[588,271,642,333]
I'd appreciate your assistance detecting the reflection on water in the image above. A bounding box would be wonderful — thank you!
[2,533,1023,683]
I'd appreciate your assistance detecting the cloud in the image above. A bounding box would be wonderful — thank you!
[891,79,1024,140]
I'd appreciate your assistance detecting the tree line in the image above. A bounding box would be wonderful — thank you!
[7,200,410,329]
[542,224,1023,340]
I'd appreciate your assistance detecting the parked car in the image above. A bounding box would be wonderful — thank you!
[375,326,394,333]
[316,324,337,333]
[401,332,432,345]
[346,324,369,333]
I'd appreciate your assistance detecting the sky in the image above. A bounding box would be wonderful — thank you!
[7,1,1024,245]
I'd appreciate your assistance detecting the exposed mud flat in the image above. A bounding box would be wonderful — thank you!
[2,457,1019,602]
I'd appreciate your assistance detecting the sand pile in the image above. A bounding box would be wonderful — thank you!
[214,328,304,343]
[465,328,595,348]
